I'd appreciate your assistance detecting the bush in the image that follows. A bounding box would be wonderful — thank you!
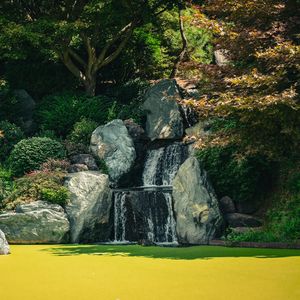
[63,140,89,157]
[67,118,98,145]
[4,170,68,209]
[227,195,300,243]
[197,145,274,203]
[0,166,14,208]
[40,187,69,206]
[40,159,70,172]
[36,92,114,137]
[0,121,24,162]
[8,137,66,176]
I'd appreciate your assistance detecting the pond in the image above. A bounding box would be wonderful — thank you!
[1,245,300,300]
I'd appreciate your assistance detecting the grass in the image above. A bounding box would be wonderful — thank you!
[1,244,300,300]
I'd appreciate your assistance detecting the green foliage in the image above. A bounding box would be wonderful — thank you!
[4,170,68,209]
[0,120,24,162]
[197,145,274,203]
[8,137,66,176]
[0,166,14,208]
[36,93,114,137]
[67,118,98,145]
[227,194,300,243]
[40,159,70,172]
[63,140,89,157]
[94,157,109,175]
[4,60,77,99]
[40,186,69,206]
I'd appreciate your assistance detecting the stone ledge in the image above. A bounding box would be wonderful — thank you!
[209,239,300,249]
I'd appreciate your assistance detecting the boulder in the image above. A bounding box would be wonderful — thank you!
[173,157,223,244]
[0,229,10,255]
[0,201,69,244]
[65,171,112,243]
[90,119,136,182]
[123,119,146,142]
[70,154,98,171]
[12,89,36,133]
[142,79,183,140]
[185,120,212,139]
[214,49,230,66]
[219,196,236,214]
[68,164,89,173]
[225,213,262,228]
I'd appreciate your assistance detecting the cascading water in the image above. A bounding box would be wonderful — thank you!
[142,143,187,187]
[164,192,178,243]
[111,142,187,245]
[113,192,127,242]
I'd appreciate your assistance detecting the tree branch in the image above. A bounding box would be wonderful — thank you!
[96,21,135,67]
[100,28,133,67]
[170,2,189,78]
[68,48,87,69]
[61,50,86,82]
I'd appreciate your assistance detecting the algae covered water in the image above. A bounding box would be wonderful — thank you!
[1,245,300,300]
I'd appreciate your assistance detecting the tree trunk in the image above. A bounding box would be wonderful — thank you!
[84,75,96,97]
[170,3,188,79]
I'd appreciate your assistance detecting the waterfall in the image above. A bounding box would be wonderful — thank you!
[142,143,187,186]
[142,147,164,186]
[164,193,178,243]
[110,142,187,245]
[113,192,127,242]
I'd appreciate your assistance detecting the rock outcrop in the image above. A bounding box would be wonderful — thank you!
[0,201,69,244]
[225,213,262,228]
[142,79,183,140]
[214,49,230,66]
[70,154,99,171]
[12,89,36,133]
[219,196,236,214]
[90,119,136,182]
[0,229,10,255]
[173,157,222,244]
[65,171,112,243]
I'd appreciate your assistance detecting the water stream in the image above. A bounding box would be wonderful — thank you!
[111,142,187,245]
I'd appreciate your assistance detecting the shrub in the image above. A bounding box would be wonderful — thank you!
[8,137,66,176]
[196,145,274,203]
[4,170,68,209]
[67,118,98,145]
[227,195,300,243]
[63,140,89,157]
[40,187,69,206]
[0,121,24,162]
[0,166,14,208]
[40,159,70,172]
[36,92,114,137]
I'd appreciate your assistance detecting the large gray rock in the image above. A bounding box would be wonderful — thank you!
[0,229,10,255]
[225,213,262,228]
[0,201,69,244]
[90,119,136,182]
[173,157,222,244]
[219,196,236,214]
[12,89,36,133]
[70,154,99,171]
[65,171,112,243]
[142,79,183,140]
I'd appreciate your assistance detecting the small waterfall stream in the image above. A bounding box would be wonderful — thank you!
[113,193,127,242]
[111,142,187,245]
